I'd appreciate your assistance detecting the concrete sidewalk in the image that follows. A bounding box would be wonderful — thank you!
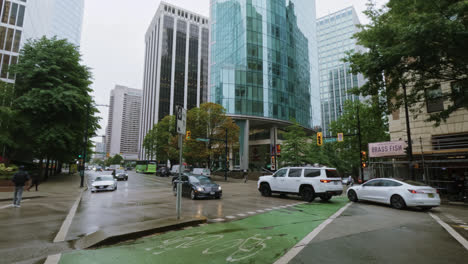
[0,172,84,203]
[0,172,86,264]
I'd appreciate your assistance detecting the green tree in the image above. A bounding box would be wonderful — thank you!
[106,154,123,166]
[0,81,16,161]
[329,100,389,175]
[184,103,239,168]
[278,121,308,166]
[10,37,99,173]
[142,115,178,164]
[346,0,468,125]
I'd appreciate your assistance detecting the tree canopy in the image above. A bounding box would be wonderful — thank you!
[278,121,308,166]
[346,0,468,125]
[9,37,99,164]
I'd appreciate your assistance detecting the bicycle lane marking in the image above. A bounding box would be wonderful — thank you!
[58,197,349,264]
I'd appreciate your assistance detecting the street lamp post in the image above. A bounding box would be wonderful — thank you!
[403,84,415,180]
[80,103,109,188]
[357,104,364,182]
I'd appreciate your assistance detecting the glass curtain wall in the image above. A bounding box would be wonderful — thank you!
[210,0,317,128]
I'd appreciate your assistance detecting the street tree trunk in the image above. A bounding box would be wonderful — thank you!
[44,158,50,181]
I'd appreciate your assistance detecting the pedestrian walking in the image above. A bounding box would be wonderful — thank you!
[27,171,40,191]
[243,169,248,183]
[11,166,30,208]
[347,175,354,186]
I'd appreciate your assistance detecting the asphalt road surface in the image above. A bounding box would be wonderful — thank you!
[289,201,468,264]
[66,170,309,241]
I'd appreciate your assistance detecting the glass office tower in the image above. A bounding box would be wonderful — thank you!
[210,0,319,170]
[317,7,364,137]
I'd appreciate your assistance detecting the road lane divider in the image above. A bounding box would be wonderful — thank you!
[274,202,353,264]
[429,213,468,251]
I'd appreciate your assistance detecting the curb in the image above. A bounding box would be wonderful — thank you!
[74,217,207,249]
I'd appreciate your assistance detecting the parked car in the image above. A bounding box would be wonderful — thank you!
[347,178,440,210]
[172,174,222,200]
[95,166,103,172]
[257,166,343,202]
[105,166,112,171]
[114,169,128,181]
[191,168,211,177]
[90,175,117,192]
[171,164,187,174]
[157,166,171,177]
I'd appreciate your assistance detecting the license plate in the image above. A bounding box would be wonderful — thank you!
[428,193,434,198]
[334,181,338,185]
[210,192,215,195]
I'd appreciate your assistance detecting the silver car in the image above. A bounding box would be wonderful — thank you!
[91,175,117,192]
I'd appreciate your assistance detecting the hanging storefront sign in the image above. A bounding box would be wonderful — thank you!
[369,141,407,158]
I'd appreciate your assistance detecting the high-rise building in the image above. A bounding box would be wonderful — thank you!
[317,7,365,136]
[0,0,84,84]
[0,0,26,83]
[21,0,84,47]
[210,0,319,170]
[106,85,142,161]
[139,2,209,160]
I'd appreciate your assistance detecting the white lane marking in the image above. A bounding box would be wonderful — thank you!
[274,202,353,264]
[53,190,84,243]
[256,210,265,213]
[429,213,468,251]
[237,213,247,217]
[210,218,225,222]
[0,199,31,209]
[265,208,273,211]
[44,253,61,264]
[247,212,256,215]
[225,215,236,219]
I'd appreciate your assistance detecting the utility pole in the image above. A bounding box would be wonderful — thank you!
[403,83,415,180]
[357,104,364,182]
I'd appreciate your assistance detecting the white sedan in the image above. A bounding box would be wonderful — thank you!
[347,178,440,210]
[91,175,118,192]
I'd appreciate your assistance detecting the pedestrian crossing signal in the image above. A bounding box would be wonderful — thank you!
[317,132,323,146]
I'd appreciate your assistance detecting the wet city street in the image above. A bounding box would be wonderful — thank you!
[66,170,307,241]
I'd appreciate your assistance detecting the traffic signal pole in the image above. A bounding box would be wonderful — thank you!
[80,104,90,188]
[357,104,364,182]
[403,84,415,180]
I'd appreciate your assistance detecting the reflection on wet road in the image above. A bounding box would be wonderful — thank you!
[66,171,304,240]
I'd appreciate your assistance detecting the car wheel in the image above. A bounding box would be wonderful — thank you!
[190,190,197,200]
[347,190,358,202]
[115,185,117,190]
[301,186,315,202]
[215,195,221,199]
[320,194,332,202]
[260,183,272,197]
[391,195,406,209]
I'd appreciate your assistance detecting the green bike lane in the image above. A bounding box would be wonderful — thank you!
[60,197,349,264]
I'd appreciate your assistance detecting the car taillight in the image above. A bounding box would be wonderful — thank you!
[320,180,331,183]
[408,189,423,194]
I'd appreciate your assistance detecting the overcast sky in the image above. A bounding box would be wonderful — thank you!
[81,0,388,140]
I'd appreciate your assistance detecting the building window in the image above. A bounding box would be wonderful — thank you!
[451,80,466,109]
[432,133,468,150]
[425,85,444,113]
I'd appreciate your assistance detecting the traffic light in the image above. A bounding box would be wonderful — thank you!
[361,151,367,168]
[78,154,82,158]
[185,131,191,140]
[317,132,323,146]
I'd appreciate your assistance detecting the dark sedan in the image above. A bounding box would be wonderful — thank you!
[173,175,222,200]
[114,169,128,181]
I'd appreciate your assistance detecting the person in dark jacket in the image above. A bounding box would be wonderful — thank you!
[27,171,40,191]
[11,166,30,208]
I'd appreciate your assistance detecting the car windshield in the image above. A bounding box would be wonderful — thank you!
[95,176,113,181]
[189,176,213,184]
[400,179,427,186]
[116,170,125,174]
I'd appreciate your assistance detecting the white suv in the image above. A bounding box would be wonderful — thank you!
[257,167,343,202]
